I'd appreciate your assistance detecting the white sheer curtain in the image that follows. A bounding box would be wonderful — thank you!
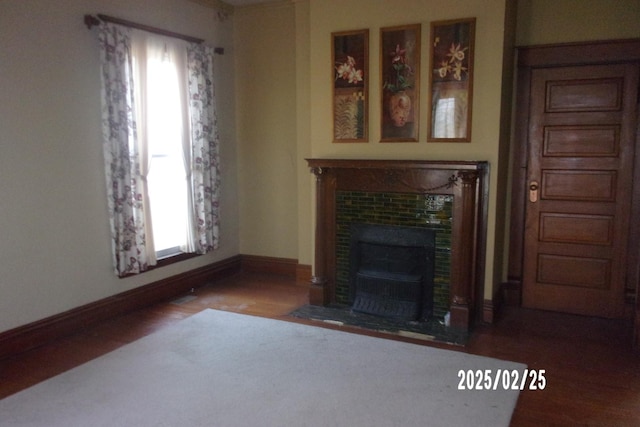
[131,31,191,259]
[130,31,154,267]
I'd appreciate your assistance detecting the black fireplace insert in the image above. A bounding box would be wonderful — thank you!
[348,223,436,321]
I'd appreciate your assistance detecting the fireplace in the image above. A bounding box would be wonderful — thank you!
[307,159,488,332]
[349,223,435,321]
[336,192,453,319]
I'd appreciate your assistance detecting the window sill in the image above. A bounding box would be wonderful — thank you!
[118,252,200,278]
[155,251,199,268]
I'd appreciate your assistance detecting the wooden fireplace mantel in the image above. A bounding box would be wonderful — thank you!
[306,158,489,331]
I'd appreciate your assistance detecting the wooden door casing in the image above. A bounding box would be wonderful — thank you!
[509,40,640,322]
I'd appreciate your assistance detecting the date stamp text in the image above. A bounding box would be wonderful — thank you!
[457,369,546,391]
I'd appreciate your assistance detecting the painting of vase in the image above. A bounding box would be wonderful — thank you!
[380,24,421,142]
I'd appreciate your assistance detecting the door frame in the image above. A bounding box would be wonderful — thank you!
[508,39,640,342]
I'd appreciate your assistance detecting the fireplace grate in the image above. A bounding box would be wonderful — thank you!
[349,223,435,321]
[352,270,423,320]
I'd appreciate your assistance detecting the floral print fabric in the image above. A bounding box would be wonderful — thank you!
[98,22,151,276]
[187,44,220,254]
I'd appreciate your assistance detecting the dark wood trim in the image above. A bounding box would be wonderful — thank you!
[474,162,490,324]
[482,281,515,324]
[0,256,241,361]
[309,166,331,305]
[235,255,311,286]
[517,39,640,67]
[306,159,488,332]
[84,14,204,44]
[482,295,501,324]
[116,252,201,278]
[636,317,640,353]
[634,97,640,350]
[482,299,494,324]
[449,170,481,329]
[509,39,640,304]
[296,264,312,287]
[507,54,531,288]
[155,252,199,267]
[240,255,297,278]
[83,14,225,55]
[501,280,522,306]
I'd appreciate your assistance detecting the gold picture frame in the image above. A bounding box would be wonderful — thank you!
[380,24,421,142]
[332,29,369,142]
[428,18,476,142]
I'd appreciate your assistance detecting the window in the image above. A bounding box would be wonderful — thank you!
[135,37,190,258]
[98,22,220,277]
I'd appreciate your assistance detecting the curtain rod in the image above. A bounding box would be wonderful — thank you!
[84,14,224,55]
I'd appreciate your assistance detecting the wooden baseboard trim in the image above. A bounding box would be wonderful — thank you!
[483,285,506,324]
[482,299,496,324]
[239,255,311,287]
[635,315,640,353]
[502,279,522,306]
[240,255,298,278]
[0,255,242,361]
[296,264,312,287]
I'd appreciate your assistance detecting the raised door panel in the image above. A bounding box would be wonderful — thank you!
[522,63,638,318]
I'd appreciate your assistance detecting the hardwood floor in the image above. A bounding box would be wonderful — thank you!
[1,272,639,426]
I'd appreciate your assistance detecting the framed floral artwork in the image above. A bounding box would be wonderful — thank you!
[332,29,369,142]
[428,18,476,142]
[380,24,421,142]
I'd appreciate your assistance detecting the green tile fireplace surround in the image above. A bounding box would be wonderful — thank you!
[335,191,453,318]
[307,159,488,332]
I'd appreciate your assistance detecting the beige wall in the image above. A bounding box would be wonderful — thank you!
[516,0,640,46]
[0,0,239,333]
[294,0,314,267]
[235,1,300,258]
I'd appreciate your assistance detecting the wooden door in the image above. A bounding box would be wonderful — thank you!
[522,63,639,318]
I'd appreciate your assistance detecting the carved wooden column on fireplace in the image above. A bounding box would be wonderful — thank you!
[307,159,488,332]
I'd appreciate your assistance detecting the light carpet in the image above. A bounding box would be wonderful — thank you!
[0,309,525,426]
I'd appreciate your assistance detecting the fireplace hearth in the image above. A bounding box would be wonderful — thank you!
[349,223,435,321]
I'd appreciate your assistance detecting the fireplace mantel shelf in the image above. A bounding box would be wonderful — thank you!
[307,158,486,169]
[306,159,489,332]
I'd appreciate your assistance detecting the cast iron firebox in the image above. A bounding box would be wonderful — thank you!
[349,223,435,321]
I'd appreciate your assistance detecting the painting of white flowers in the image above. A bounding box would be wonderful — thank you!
[380,24,421,142]
[332,29,369,142]
[428,18,475,142]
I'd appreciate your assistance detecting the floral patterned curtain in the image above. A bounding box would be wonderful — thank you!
[98,22,153,276]
[186,44,221,254]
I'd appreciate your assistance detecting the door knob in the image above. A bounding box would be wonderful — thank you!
[529,181,539,203]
